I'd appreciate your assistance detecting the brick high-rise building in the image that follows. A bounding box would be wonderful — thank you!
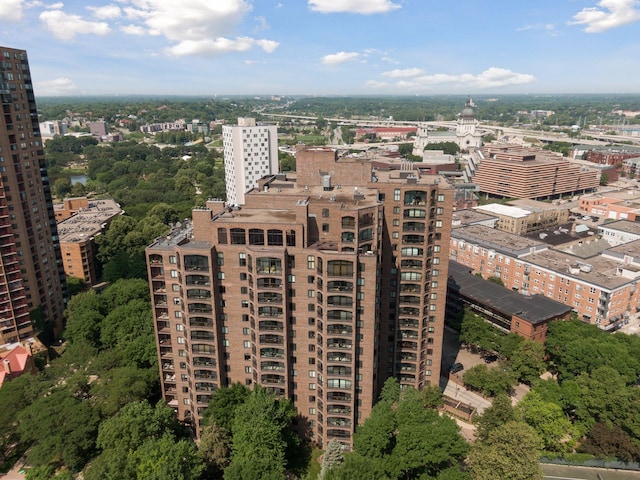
[146,147,453,449]
[0,46,67,343]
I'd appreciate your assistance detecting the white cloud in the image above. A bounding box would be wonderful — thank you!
[382,68,424,78]
[365,80,390,88]
[368,67,536,91]
[120,24,147,35]
[35,77,78,95]
[114,0,279,56]
[125,0,251,41]
[570,0,640,32]
[166,37,279,56]
[309,0,400,14]
[322,51,360,65]
[40,9,111,40]
[87,5,122,19]
[0,0,23,21]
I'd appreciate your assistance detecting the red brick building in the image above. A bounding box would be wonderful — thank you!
[146,147,454,449]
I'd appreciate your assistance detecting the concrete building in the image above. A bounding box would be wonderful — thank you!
[223,117,278,205]
[89,121,108,137]
[413,97,482,155]
[579,189,640,221]
[146,146,454,449]
[450,224,640,330]
[0,46,67,344]
[470,145,600,200]
[474,200,569,235]
[598,220,640,247]
[447,260,572,342]
[55,198,123,284]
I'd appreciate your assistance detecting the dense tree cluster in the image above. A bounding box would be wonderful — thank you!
[0,280,160,477]
[326,379,468,479]
[198,383,305,479]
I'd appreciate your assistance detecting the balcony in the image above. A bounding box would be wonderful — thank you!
[327,405,352,415]
[261,361,285,372]
[327,281,353,292]
[259,334,284,345]
[257,278,282,289]
[261,374,285,385]
[327,392,352,403]
[326,325,352,336]
[327,339,352,350]
[259,320,283,332]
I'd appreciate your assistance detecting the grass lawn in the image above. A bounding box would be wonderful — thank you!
[295,135,325,144]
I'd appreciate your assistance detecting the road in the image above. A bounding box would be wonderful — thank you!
[542,463,640,479]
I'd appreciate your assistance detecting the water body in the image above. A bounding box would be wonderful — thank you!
[70,174,87,185]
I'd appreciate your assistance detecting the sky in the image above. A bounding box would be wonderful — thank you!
[1,0,640,96]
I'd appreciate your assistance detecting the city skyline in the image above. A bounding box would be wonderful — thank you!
[1,0,640,96]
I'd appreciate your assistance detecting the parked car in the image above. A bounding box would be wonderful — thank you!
[449,362,464,374]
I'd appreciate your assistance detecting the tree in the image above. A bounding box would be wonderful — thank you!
[462,364,517,397]
[474,393,515,441]
[203,382,250,435]
[17,390,101,471]
[424,142,460,155]
[600,172,609,185]
[199,422,230,475]
[378,376,400,403]
[225,386,297,480]
[508,339,545,384]
[467,421,543,480]
[517,391,574,452]
[337,387,467,479]
[54,178,72,198]
[319,440,344,480]
[279,151,296,172]
[352,400,396,458]
[134,435,205,480]
[580,422,640,462]
[389,388,468,479]
[422,384,444,408]
[85,401,179,480]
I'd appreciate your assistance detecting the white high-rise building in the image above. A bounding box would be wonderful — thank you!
[223,117,279,205]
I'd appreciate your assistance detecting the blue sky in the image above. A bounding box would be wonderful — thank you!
[1,0,639,96]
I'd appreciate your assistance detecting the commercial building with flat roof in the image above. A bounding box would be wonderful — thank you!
[451,225,640,330]
[146,147,454,449]
[56,198,123,284]
[471,145,599,199]
[447,260,572,342]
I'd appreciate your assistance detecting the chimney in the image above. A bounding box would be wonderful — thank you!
[3,359,11,375]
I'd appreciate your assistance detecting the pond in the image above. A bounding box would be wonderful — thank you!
[70,174,87,185]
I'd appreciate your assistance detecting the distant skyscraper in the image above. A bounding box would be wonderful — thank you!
[0,46,67,343]
[223,117,278,205]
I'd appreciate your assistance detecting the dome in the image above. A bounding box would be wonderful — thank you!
[459,97,475,119]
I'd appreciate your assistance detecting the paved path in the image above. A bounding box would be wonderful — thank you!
[542,463,640,479]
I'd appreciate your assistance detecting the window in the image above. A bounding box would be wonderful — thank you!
[307,255,315,269]
[170,270,178,278]
[327,260,353,277]
[322,208,330,218]
[239,253,246,266]
[437,194,445,202]
[394,188,401,201]
[169,255,177,264]
[267,229,283,246]
[322,223,329,233]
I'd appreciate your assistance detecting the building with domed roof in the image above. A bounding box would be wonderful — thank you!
[413,97,483,156]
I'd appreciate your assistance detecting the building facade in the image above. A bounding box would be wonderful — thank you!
[0,46,67,343]
[146,147,453,449]
[471,145,599,199]
[55,197,123,284]
[450,224,640,330]
[413,97,482,156]
[223,117,278,205]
